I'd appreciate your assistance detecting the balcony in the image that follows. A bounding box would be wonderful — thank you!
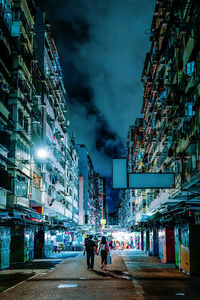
[65,208,72,219]
[15,196,29,207]
[0,2,12,32]
[31,186,42,204]
[14,179,27,198]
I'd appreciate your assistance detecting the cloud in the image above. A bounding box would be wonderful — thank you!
[68,101,123,177]
[39,0,155,177]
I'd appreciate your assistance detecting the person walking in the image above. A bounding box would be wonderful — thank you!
[98,236,109,270]
[84,235,97,270]
[84,234,89,246]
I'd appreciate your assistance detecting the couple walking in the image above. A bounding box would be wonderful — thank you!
[84,235,110,270]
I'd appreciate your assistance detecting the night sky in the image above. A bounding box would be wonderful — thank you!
[39,0,155,211]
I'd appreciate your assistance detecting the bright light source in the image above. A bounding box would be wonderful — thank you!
[37,148,48,159]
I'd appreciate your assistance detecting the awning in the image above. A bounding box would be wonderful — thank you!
[15,204,43,220]
[0,154,16,167]
[7,167,33,180]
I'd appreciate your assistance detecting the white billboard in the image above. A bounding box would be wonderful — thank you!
[112,159,127,189]
[129,173,174,189]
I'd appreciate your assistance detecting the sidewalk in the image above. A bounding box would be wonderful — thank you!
[122,249,200,300]
[0,252,80,293]
[0,251,139,300]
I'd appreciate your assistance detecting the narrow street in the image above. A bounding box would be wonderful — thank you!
[1,250,200,300]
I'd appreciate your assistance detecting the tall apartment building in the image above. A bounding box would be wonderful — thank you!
[117,189,130,230]
[130,0,200,274]
[0,1,79,268]
[0,0,15,215]
[95,174,106,230]
[0,0,41,269]
[34,9,79,225]
[117,119,143,230]
[75,144,101,231]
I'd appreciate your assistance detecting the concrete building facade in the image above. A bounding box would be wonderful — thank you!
[125,0,200,274]
[75,144,103,232]
[0,0,79,269]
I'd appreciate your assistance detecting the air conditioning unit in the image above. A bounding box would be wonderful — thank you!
[0,124,7,131]
[44,215,49,221]
[1,83,10,93]
[32,119,40,124]
[22,160,29,164]
[6,3,12,9]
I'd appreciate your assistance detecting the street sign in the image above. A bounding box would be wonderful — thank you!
[129,173,175,189]
[112,159,127,189]
[112,159,175,189]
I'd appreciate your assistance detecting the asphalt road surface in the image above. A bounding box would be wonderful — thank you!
[1,250,200,299]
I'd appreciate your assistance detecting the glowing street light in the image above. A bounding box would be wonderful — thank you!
[37,148,48,159]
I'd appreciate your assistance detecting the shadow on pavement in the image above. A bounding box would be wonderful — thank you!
[28,277,122,281]
[106,269,124,276]
[0,253,80,293]
[0,273,33,292]
[9,261,61,270]
[91,270,116,278]
[132,274,190,281]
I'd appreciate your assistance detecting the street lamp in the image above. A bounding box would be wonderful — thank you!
[36,148,48,159]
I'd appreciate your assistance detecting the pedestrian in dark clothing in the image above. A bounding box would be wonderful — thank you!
[98,236,109,270]
[84,235,97,270]
[94,236,98,248]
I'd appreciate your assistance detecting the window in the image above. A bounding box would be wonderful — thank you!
[13,9,20,21]
[24,117,28,132]
[195,52,200,78]
[15,175,28,197]
[60,176,64,186]
[182,144,197,179]
[85,215,88,224]
[18,109,23,126]
[186,61,195,76]
[33,172,41,189]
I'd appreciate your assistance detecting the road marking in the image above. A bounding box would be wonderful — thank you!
[175,293,186,296]
[58,284,78,288]
[132,278,145,300]
[122,275,132,280]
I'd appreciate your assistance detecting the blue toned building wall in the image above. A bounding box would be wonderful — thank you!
[75,144,89,224]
